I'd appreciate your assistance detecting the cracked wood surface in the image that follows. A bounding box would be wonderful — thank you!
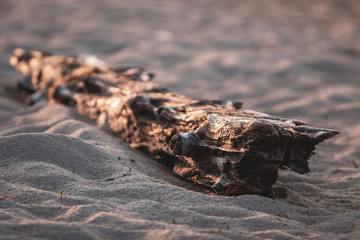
[10,48,339,197]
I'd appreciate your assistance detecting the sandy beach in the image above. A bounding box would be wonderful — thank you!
[0,0,359,239]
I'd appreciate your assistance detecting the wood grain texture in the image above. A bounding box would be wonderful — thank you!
[10,49,339,197]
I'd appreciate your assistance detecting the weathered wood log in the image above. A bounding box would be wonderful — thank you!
[10,48,338,197]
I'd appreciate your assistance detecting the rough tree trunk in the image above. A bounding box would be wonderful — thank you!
[10,48,338,197]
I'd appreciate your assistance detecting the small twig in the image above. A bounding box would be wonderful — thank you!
[0,194,18,200]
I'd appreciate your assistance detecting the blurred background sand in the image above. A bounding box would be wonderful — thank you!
[1,0,359,111]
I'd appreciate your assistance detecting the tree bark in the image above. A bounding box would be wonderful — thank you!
[10,48,338,197]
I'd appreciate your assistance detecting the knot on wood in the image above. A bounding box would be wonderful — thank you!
[169,131,200,156]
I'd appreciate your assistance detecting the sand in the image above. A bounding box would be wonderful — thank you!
[0,0,360,239]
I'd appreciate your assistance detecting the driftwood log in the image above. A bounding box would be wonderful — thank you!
[10,48,338,197]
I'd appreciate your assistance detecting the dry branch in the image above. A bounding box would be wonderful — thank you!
[10,49,339,197]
